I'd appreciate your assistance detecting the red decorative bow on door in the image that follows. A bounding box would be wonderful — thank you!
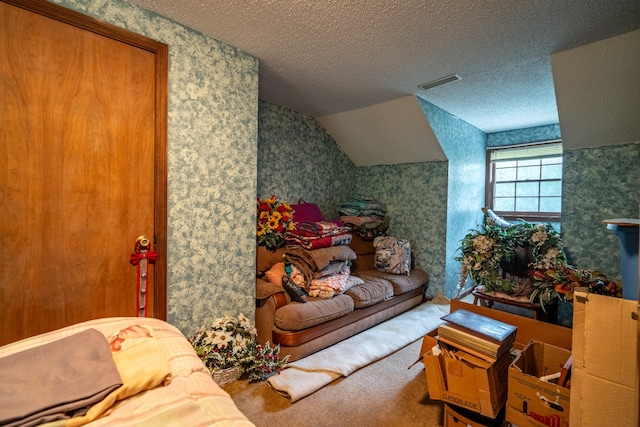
[130,236,157,317]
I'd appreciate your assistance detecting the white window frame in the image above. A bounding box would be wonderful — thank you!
[486,141,563,222]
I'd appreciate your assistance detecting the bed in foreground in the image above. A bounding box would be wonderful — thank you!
[0,317,255,427]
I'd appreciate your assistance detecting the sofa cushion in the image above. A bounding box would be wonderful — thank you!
[256,246,286,276]
[345,278,394,308]
[350,253,375,274]
[274,294,354,331]
[354,268,428,295]
[264,262,286,285]
[348,235,376,256]
[256,277,286,300]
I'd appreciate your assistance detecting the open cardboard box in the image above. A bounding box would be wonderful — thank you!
[419,300,572,420]
[506,341,571,427]
[443,402,505,427]
[422,334,511,418]
[570,291,639,427]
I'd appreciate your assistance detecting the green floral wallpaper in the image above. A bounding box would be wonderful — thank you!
[353,163,449,297]
[53,0,259,336]
[257,101,356,218]
[562,143,640,286]
[257,99,639,300]
[487,124,561,147]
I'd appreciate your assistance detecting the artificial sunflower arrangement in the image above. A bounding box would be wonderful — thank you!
[257,195,295,252]
[190,313,289,382]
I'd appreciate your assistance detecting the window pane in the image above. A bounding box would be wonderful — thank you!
[540,196,562,212]
[540,181,562,197]
[517,165,540,180]
[541,164,562,180]
[496,160,517,168]
[494,198,514,211]
[488,142,563,219]
[516,197,539,211]
[517,159,540,167]
[495,182,515,197]
[495,166,516,181]
[516,181,539,197]
[541,156,562,165]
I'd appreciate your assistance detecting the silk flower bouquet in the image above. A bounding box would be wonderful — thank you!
[190,313,289,382]
[256,195,295,252]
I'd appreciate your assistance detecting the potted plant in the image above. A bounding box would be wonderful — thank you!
[189,313,289,384]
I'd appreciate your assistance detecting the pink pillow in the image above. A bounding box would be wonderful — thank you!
[265,262,286,286]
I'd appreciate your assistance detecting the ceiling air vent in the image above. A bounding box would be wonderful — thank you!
[417,74,461,91]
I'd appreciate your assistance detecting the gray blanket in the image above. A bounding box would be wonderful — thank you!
[0,328,123,427]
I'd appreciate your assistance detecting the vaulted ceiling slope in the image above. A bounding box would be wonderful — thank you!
[552,29,640,151]
[129,1,640,165]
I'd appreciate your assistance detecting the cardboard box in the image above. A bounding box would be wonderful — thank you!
[422,334,511,418]
[444,403,505,427]
[419,300,573,421]
[570,292,639,427]
[506,341,571,427]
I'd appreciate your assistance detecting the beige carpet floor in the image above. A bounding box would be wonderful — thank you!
[222,296,473,427]
[222,330,445,426]
[223,294,482,426]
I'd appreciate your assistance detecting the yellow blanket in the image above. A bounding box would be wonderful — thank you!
[43,325,171,427]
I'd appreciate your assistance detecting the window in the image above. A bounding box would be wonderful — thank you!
[486,142,562,222]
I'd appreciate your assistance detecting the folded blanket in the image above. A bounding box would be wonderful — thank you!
[339,216,379,226]
[296,221,349,237]
[337,207,386,218]
[285,232,352,250]
[56,325,172,427]
[313,260,351,279]
[285,245,357,287]
[338,199,386,212]
[309,269,351,298]
[0,329,123,427]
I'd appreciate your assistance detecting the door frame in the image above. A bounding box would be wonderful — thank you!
[3,0,168,319]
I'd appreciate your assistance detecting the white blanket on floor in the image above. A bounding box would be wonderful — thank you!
[267,298,450,402]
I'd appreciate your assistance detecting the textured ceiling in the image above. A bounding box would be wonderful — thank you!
[128,0,640,130]
[128,0,640,164]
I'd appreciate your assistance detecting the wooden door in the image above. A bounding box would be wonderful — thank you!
[0,0,167,346]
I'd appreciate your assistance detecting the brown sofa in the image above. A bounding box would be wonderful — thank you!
[255,236,429,361]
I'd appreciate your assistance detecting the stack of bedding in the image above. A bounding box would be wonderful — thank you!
[338,195,389,240]
[284,220,351,250]
[284,244,362,298]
